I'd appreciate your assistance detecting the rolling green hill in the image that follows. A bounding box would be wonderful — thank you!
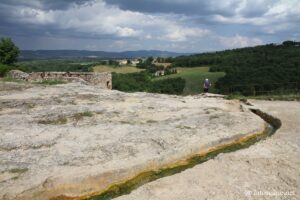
[171,41,300,96]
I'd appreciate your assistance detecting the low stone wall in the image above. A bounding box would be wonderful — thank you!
[7,70,29,80]
[8,70,112,89]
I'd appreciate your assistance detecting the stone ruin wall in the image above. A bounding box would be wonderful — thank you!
[8,70,112,89]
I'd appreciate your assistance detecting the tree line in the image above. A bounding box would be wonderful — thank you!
[112,72,185,95]
[170,41,300,95]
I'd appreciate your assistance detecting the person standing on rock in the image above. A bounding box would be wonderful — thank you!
[203,78,211,93]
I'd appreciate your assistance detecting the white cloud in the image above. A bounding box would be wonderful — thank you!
[10,6,54,24]
[211,0,300,30]
[145,34,152,39]
[115,27,140,37]
[219,35,263,48]
[6,1,146,38]
[263,22,294,34]
[163,27,210,42]
[5,0,213,42]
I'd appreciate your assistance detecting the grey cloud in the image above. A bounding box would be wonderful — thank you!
[0,0,93,10]
[103,0,276,17]
[0,0,299,52]
[103,0,234,16]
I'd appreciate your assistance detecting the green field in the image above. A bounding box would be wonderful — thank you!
[154,67,225,95]
[94,65,144,74]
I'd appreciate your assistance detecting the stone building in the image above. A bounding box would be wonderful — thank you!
[154,70,165,77]
[7,70,112,89]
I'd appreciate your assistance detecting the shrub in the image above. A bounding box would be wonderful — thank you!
[0,63,12,77]
[151,77,186,95]
[112,72,186,95]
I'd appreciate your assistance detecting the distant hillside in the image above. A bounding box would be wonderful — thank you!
[171,41,300,96]
[20,50,188,60]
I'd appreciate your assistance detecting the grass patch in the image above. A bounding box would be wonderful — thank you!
[154,67,225,95]
[9,168,28,174]
[146,120,158,124]
[31,143,56,149]
[120,121,133,125]
[176,125,192,129]
[209,115,220,120]
[35,80,66,85]
[73,111,94,121]
[38,116,68,125]
[0,76,23,83]
[38,112,94,125]
[26,103,35,109]
[94,65,144,74]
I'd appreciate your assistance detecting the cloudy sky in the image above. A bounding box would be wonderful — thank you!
[0,0,299,52]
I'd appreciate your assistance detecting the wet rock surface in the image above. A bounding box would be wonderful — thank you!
[0,82,265,200]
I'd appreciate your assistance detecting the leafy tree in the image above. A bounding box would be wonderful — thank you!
[108,59,119,66]
[145,57,154,65]
[156,57,162,63]
[147,64,164,73]
[282,40,298,46]
[165,57,174,63]
[0,37,20,64]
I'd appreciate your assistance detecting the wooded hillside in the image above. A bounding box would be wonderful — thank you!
[171,41,300,95]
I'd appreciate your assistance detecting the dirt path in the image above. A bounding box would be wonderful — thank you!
[115,100,300,200]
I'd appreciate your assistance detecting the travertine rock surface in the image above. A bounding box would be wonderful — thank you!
[0,82,265,200]
[116,101,300,200]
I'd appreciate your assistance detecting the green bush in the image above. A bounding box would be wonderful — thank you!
[0,63,12,77]
[151,78,185,95]
[112,72,186,95]
[112,72,151,92]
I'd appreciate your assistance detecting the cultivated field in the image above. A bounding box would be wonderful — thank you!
[93,65,144,74]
